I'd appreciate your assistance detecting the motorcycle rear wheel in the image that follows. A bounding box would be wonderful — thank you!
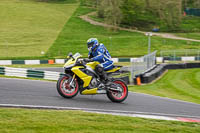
[57,74,79,98]
[107,79,128,103]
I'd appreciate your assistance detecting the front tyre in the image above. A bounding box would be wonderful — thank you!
[107,79,128,103]
[57,74,79,98]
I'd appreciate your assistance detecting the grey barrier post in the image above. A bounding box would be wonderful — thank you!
[146,32,152,54]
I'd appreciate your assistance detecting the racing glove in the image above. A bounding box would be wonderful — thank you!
[84,58,93,62]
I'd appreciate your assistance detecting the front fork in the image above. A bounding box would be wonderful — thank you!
[69,74,76,88]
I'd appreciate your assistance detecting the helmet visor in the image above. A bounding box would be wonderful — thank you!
[87,41,94,49]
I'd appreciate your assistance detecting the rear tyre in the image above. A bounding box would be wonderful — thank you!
[107,79,128,103]
[57,74,79,98]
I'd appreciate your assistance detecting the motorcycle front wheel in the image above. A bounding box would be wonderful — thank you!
[57,74,79,98]
[107,79,128,103]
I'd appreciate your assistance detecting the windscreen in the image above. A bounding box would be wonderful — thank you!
[73,53,81,58]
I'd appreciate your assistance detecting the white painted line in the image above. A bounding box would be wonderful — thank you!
[0,103,178,121]
[88,111,178,121]
[0,103,199,120]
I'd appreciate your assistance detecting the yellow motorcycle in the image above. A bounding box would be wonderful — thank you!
[57,53,128,103]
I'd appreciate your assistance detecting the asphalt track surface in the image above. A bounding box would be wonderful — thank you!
[0,78,200,118]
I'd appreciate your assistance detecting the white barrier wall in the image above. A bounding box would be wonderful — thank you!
[4,67,27,77]
[131,58,143,62]
[55,59,65,64]
[156,57,163,63]
[111,58,119,63]
[25,60,40,65]
[0,60,12,65]
[181,57,195,61]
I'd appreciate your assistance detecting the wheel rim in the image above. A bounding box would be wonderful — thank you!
[60,76,78,96]
[111,81,127,100]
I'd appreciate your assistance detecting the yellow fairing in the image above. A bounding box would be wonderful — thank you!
[71,66,92,88]
[86,61,100,69]
[64,55,82,67]
[106,67,120,73]
[64,59,75,67]
[81,88,98,95]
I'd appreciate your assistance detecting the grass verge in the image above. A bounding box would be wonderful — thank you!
[129,68,200,104]
[47,5,200,58]
[174,33,200,40]
[0,108,200,133]
[0,0,79,59]
[1,1,200,59]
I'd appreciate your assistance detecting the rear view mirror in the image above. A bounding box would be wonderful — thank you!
[68,52,73,57]
[67,52,75,60]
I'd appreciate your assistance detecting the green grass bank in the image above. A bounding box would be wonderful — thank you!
[129,68,200,104]
[0,0,79,59]
[174,32,200,40]
[47,4,200,58]
[0,0,200,59]
[0,108,200,133]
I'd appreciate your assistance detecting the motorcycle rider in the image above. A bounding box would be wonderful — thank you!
[84,38,114,84]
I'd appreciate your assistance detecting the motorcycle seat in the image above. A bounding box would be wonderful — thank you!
[106,65,122,73]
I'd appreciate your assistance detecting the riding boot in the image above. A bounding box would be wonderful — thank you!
[102,71,114,87]
[95,64,111,86]
[101,71,108,82]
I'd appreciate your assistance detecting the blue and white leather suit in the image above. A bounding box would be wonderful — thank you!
[89,43,114,71]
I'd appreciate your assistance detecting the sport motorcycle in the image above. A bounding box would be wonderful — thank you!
[57,53,128,103]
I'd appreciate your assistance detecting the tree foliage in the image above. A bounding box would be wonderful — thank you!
[98,0,122,29]
[120,0,145,27]
[82,0,200,31]
[156,0,183,30]
[183,0,200,8]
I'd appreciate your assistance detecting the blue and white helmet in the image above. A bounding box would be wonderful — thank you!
[87,38,98,51]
